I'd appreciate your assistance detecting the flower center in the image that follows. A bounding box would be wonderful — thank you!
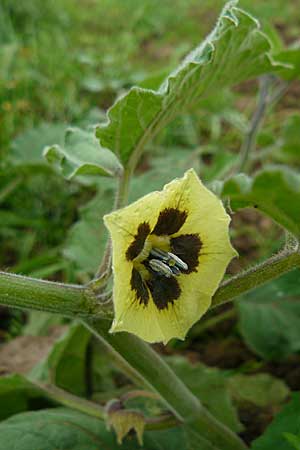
[148,247,188,277]
[133,234,188,280]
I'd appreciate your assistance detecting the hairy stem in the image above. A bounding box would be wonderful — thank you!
[94,169,131,281]
[1,247,299,321]
[85,318,247,450]
[0,271,112,318]
[36,382,105,419]
[212,249,300,309]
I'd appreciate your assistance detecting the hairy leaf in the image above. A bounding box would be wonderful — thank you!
[219,166,300,237]
[0,408,187,450]
[96,1,284,167]
[0,374,51,421]
[275,44,300,81]
[9,123,66,170]
[44,127,123,179]
[63,180,114,274]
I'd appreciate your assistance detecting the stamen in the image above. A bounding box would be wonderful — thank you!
[170,266,181,276]
[150,247,188,272]
[149,259,173,278]
[167,252,188,271]
[150,248,169,262]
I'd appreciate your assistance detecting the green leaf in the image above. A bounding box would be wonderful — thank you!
[201,149,237,182]
[0,374,51,421]
[275,44,300,80]
[237,269,300,360]
[63,180,114,274]
[44,127,123,180]
[251,394,300,450]
[166,356,243,432]
[22,311,64,336]
[283,433,300,450]
[129,148,200,200]
[220,166,300,237]
[96,1,285,167]
[0,408,187,450]
[278,114,300,162]
[284,433,300,450]
[184,426,218,450]
[228,374,290,408]
[30,323,91,396]
[9,123,66,170]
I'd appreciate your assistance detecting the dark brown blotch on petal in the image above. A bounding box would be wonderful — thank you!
[147,276,181,310]
[171,234,202,273]
[126,222,151,261]
[151,208,187,236]
[130,268,149,306]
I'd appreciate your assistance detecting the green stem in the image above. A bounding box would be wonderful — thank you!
[36,382,177,431]
[120,389,159,402]
[115,168,131,209]
[1,249,299,321]
[36,382,105,418]
[94,169,131,281]
[0,271,112,318]
[237,76,290,175]
[84,318,247,450]
[212,250,300,309]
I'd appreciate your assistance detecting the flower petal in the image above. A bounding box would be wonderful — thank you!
[151,208,187,235]
[104,168,237,344]
[104,190,163,294]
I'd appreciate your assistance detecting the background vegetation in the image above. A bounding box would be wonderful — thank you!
[0,0,300,448]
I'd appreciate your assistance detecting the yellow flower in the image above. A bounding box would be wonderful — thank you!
[104,169,237,344]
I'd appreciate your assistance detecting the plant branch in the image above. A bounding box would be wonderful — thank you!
[211,249,300,309]
[237,75,272,173]
[36,382,105,418]
[120,389,159,403]
[84,318,247,450]
[0,271,112,318]
[2,245,299,322]
[237,76,291,174]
